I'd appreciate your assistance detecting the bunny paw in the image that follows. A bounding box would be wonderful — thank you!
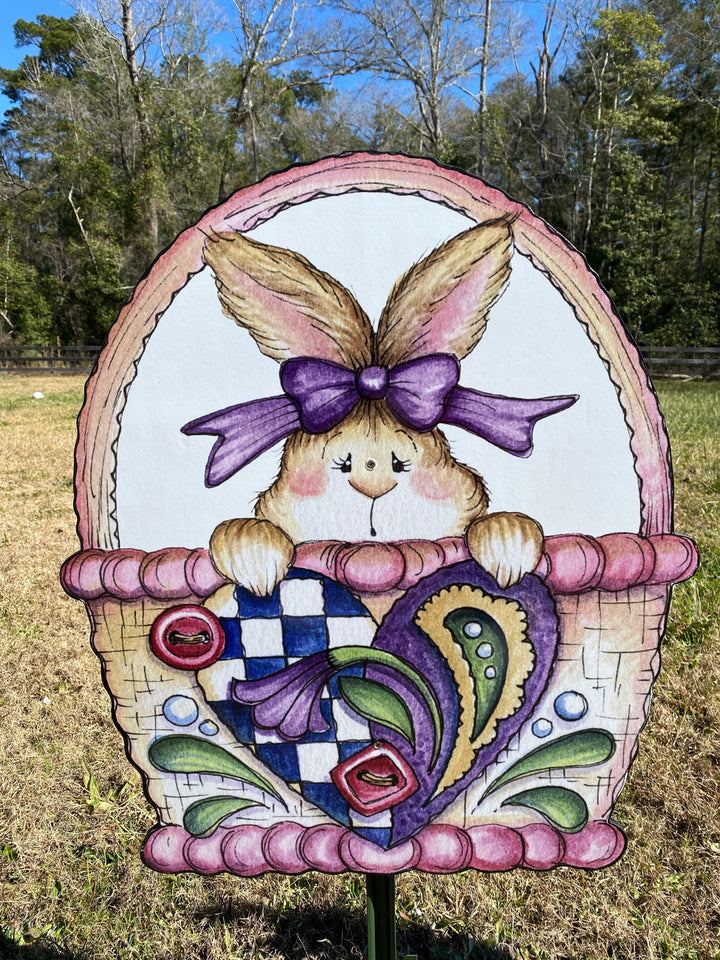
[210,518,295,596]
[466,512,544,588]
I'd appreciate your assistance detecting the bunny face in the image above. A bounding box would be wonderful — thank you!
[257,403,487,543]
[193,218,567,593]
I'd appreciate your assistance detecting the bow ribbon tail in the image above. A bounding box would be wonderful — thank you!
[442,387,578,457]
[181,396,301,487]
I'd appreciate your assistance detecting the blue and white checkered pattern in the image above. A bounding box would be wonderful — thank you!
[197,569,393,846]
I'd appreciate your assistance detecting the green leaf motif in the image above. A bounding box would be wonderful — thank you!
[483,729,615,798]
[148,735,284,805]
[183,796,261,837]
[502,786,588,833]
[329,646,441,766]
[338,677,415,748]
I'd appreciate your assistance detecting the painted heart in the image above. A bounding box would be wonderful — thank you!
[196,563,559,848]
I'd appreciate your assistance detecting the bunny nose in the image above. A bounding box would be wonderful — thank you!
[366,459,376,470]
[349,475,397,499]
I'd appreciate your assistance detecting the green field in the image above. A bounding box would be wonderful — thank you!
[0,374,718,960]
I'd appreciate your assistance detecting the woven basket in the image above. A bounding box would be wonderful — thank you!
[63,155,697,875]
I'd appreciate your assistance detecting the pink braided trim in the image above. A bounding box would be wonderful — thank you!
[142,819,625,876]
[62,533,697,602]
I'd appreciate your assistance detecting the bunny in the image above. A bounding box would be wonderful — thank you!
[185,218,576,606]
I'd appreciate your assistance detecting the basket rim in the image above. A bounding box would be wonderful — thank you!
[61,532,698,602]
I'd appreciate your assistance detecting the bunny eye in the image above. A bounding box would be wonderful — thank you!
[332,453,353,473]
[392,453,411,474]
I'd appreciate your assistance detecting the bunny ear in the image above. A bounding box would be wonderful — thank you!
[376,218,513,366]
[203,230,373,367]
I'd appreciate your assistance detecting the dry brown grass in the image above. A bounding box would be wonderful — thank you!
[0,373,718,960]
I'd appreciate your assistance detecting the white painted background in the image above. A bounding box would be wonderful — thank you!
[114,191,641,549]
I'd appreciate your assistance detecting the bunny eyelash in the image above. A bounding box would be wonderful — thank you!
[331,452,410,473]
[392,453,412,474]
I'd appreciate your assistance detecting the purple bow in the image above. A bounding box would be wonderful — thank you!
[182,354,578,487]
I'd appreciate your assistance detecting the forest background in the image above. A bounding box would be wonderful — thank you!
[0,0,718,349]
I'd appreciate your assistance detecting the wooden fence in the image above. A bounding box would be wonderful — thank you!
[1,344,720,377]
[638,346,720,380]
[0,344,101,373]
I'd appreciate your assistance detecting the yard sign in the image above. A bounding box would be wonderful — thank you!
[62,154,697,876]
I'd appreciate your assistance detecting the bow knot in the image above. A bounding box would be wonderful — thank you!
[182,353,578,488]
[279,355,460,434]
[357,365,388,400]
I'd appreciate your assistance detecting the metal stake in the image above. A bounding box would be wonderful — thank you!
[366,873,396,960]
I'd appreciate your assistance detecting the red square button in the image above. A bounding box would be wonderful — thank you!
[331,741,419,815]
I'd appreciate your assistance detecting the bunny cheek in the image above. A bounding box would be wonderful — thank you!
[410,468,456,502]
[286,466,329,499]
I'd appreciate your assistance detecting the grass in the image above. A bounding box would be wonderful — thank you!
[0,373,718,960]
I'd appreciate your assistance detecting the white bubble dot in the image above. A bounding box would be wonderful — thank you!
[463,621,483,638]
[476,642,494,659]
[554,691,588,721]
[163,695,198,726]
[484,666,497,679]
[532,718,553,738]
[199,720,219,736]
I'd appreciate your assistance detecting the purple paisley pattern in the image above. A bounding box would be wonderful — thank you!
[369,562,560,844]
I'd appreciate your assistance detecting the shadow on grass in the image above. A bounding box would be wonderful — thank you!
[192,900,515,960]
[0,931,90,960]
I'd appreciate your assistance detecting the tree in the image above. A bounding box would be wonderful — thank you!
[652,0,720,340]
[0,14,128,342]
[0,6,351,341]
[527,0,568,214]
[0,9,226,340]
[323,0,488,157]
[2,0,720,346]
